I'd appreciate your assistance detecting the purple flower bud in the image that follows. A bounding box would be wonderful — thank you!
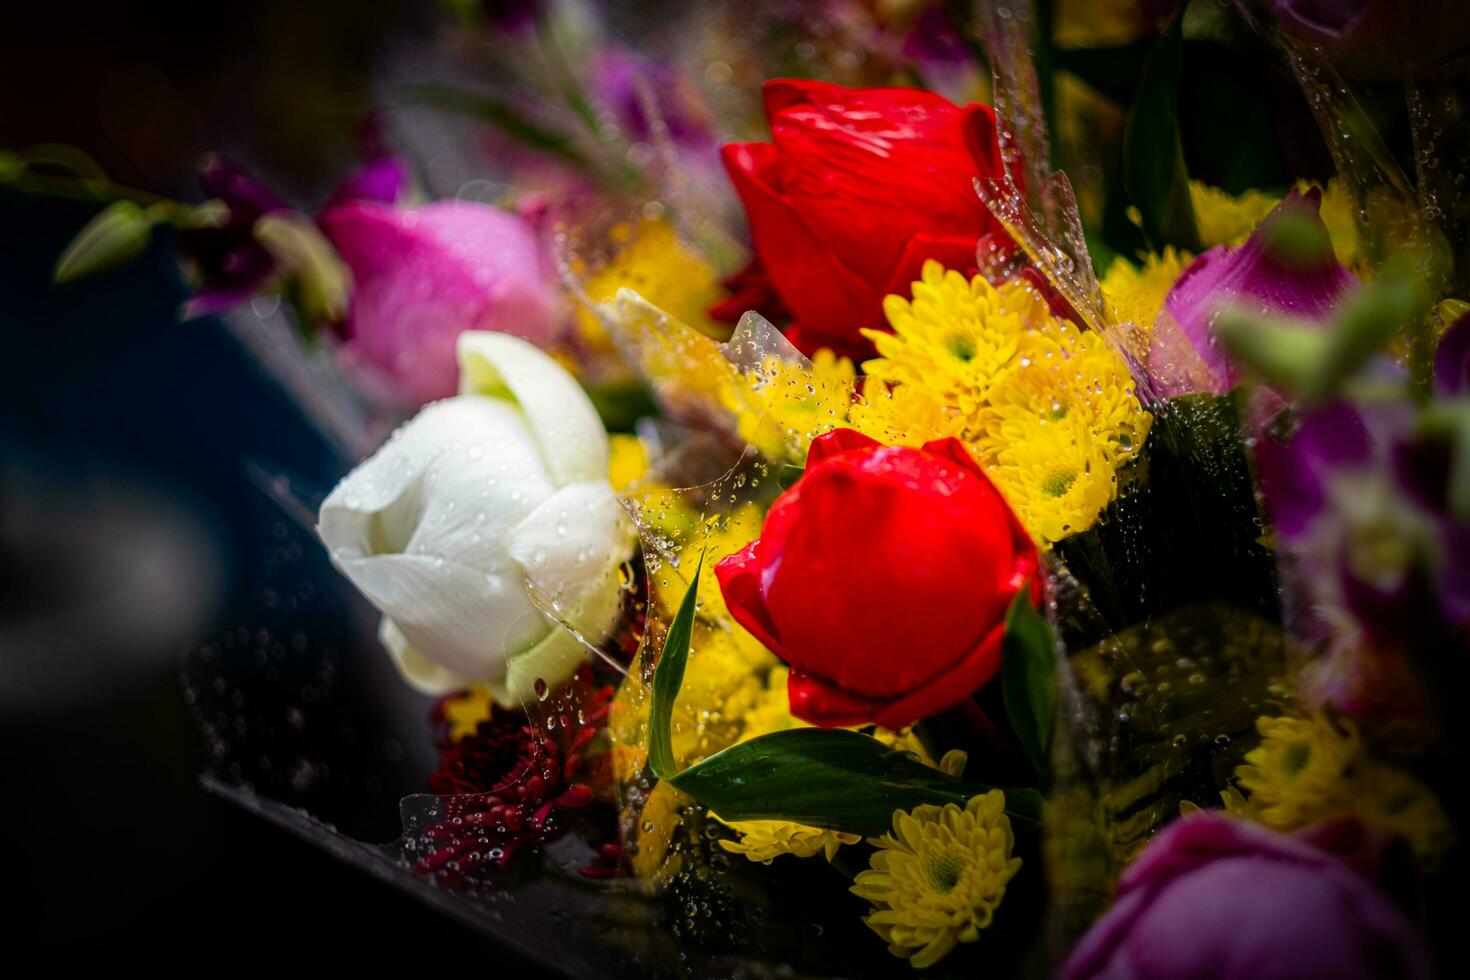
[178,154,290,318]
[1148,189,1358,398]
[327,156,410,209]
[319,200,556,405]
[1063,813,1433,980]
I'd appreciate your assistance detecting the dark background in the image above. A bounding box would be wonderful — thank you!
[1,2,555,969]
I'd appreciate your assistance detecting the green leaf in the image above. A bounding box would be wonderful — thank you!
[1123,7,1201,252]
[53,200,152,283]
[670,727,1042,838]
[1002,588,1058,779]
[647,550,704,780]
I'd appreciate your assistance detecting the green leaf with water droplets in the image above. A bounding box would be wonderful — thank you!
[647,549,703,780]
[669,727,1042,837]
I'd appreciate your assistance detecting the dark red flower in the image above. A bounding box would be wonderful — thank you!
[718,79,1010,360]
[413,666,617,878]
[715,429,1042,730]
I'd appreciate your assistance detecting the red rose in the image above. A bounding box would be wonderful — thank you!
[715,429,1041,730]
[720,79,1009,360]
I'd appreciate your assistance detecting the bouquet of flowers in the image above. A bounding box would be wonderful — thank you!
[17,0,1470,975]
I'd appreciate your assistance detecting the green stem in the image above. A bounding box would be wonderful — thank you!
[2,157,188,217]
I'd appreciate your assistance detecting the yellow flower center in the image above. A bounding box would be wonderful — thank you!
[924,852,967,894]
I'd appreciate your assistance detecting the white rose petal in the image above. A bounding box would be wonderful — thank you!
[317,332,634,705]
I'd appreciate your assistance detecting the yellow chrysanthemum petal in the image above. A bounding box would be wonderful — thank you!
[575,217,723,354]
[851,790,1021,969]
[1234,713,1454,864]
[440,683,496,741]
[721,349,858,464]
[1099,246,1194,350]
[865,261,1151,545]
[716,817,861,864]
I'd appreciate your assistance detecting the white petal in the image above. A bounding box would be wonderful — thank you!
[457,331,609,486]
[507,480,634,639]
[379,618,468,696]
[498,625,593,707]
[318,396,553,571]
[336,552,549,684]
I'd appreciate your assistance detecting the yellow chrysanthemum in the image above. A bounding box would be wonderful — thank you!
[656,503,770,641]
[846,375,949,448]
[1236,714,1361,829]
[1234,713,1453,863]
[1350,760,1456,865]
[981,412,1118,545]
[609,629,766,780]
[1187,179,1364,271]
[722,349,857,464]
[440,683,495,741]
[973,321,1149,465]
[851,791,1022,970]
[716,818,861,864]
[865,262,1045,416]
[575,217,723,354]
[862,260,1150,545]
[870,727,969,778]
[1099,246,1194,348]
[1189,181,1282,248]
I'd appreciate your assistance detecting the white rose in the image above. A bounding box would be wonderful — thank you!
[317,331,633,705]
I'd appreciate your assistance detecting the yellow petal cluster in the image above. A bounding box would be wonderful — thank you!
[1235,713,1453,864]
[716,819,861,864]
[863,260,1150,545]
[574,217,723,357]
[1099,246,1194,350]
[851,791,1022,970]
[720,349,858,465]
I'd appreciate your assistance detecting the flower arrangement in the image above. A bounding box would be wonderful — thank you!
[17,0,1470,975]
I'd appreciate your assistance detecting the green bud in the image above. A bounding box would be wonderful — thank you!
[254,212,351,325]
[1214,309,1328,395]
[53,200,153,284]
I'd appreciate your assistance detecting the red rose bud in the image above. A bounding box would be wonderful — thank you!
[715,429,1042,730]
[720,79,1010,360]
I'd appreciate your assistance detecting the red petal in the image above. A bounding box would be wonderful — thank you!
[806,427,883,467]
[721,142,873,342]
[713,542,785,655]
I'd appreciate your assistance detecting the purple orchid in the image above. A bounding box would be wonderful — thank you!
[1148,188,1358,398]
[1063,812,1433,980]
[176,154,290,318]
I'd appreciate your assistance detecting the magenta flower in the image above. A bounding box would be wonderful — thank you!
[1063,813,1433,980]
[1148,189,1357,398]
[319,198,557,405]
